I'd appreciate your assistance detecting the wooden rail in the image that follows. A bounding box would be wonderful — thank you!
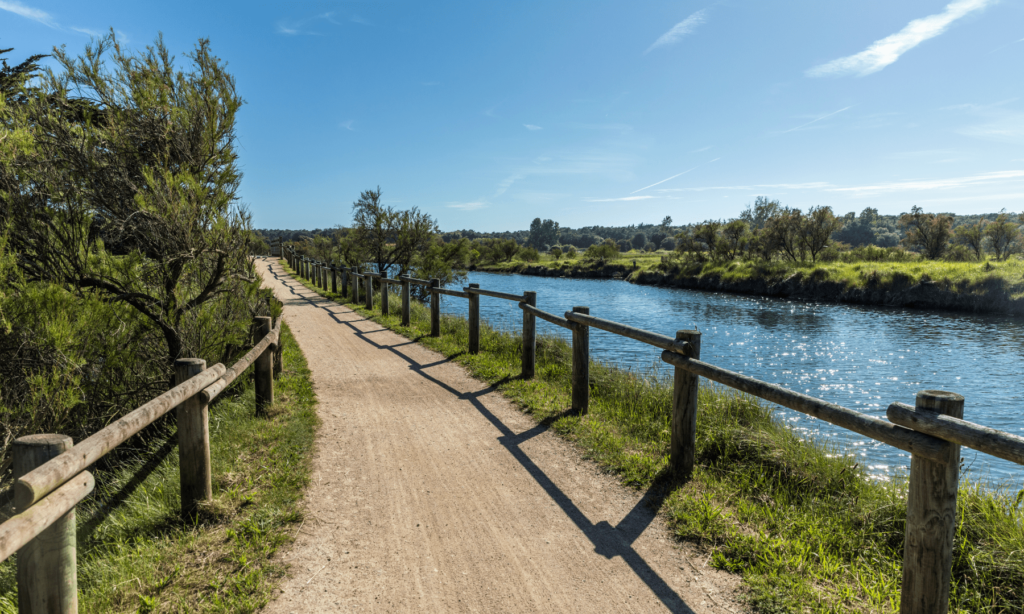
[0,312,284,611]
[278,241,1009,614]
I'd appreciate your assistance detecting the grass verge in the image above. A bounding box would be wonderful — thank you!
[0,323,318,613]
[290,260,1024,613]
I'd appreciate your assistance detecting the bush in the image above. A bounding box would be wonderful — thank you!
[517,246,540,262]
[660,237,676,251]
[565,245,578,259]
[585,242,618,262]
[550,247,563,260]
[644,242,657,252]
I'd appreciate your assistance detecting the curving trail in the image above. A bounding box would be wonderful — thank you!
[257,258,744,614]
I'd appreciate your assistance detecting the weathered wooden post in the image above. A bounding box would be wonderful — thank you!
[522,291,537,379]
[174,358,213,517]
[670,330,701,480]
[341,267,349,299]
[400,276,411,326]
[571,306,590,414]
[430,278,441,337]
[353,267,361,304]
[254,316,274,415]
[13,434,78,613]
[272,316,284,377]
[365,272,374,310]
[467,283,480,354]
[331,265,338,294]
[900,390,963,614]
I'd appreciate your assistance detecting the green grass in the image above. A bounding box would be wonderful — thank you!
[290,260,1024,613]
[0,323,318,613]
[478,250,666,275]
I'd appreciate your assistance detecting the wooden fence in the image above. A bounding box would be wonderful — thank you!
[284,245,1024,614]
[0,317,283,613]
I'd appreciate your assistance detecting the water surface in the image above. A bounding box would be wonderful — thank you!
[435,271,1024,482]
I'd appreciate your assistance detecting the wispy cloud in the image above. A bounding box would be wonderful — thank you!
[690,146,712,153]
[807,0,993,77]
[631,157,721,194]
[340,120,355,131]
[277,12,344,35]
[71,26,100,36]
[523,124,543,131]
[0,0,56,27]
[447,201,486,211]
[586,195,655,202]
[775,106,853,135]
[657,182,833,193]
[828,170,1024,194]
[350,15,370,25]
[646,9,707,54]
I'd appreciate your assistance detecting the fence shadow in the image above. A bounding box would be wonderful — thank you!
[265,259,695,613]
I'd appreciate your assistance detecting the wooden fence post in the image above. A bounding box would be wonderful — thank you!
[13,434,77,613]
[342,267,349,299]
[273,316,283,377]
[401,276,411,326]
[353,267,360,304]
[571,306,590,414]
[522,291,537,379]
[331,266,338,294]
[430,278,441,337]
[467,283,480,354]
[174,358,212,517]
[365,273,374,310]
[671,330,701,480]
[381,271,390,316]
[900,390,963,614]
[254,316,274,416]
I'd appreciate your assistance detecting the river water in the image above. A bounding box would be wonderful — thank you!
[435,271,1024,483]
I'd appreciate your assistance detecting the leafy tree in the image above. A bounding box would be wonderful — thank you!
[984,212,1020,261]
[900,206,953,259]
[630,232,647,250]
[661,215,673,228]
[767,208,805,262]
[740,196,782,230]
[518,246,540,262]
[0,46,46,105]
[617,239,631,252]
[659,237,676,251]
[693,222,721,257]
[350,187,438,275]
[651,231,667,247]
[1,34,256,364]
[565,245,577,259]
[721,220,750,260]
[799,206,843,262]
[953,222,984,260]
[550,247,563,260]
[584,242,617,262]
[527,218,559,249]
[495,239,520,262]
[413,237,470,293]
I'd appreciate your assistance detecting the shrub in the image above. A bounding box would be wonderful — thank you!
[551,247,563,260]
[517,246,540,262]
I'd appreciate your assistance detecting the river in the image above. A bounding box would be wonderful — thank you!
[435,271,1024,483]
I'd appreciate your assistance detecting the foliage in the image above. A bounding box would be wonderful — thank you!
[584,241,618,263]
[350,187,438,275]
[799,205,844,262]
[527,218,559,249]
[984,212,1021,261]
[954,222,985,260]
[0,33,257,364]
[901,205,954,259]
[550,247,563,260]
[517,246,540,262]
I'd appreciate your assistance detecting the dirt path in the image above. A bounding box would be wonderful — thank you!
[258,258,744,614]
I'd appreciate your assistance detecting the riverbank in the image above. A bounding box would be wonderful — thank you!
[0,324,318,613]
[478,256,1024,315]
[285,260,1024,613]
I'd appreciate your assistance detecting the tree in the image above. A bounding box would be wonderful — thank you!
[740,196,782,230]
[527,218,559,249]
[1,34,256,364]
[350,187,438,276]
[766,208,805,262]
[660,215,673,228]
[900,206,952,259]
[1,46,47,105]
[984,212,1020,261]
[721,220,750,260]
[551,247,563,260]
[630,232,647,250]
[495,239,520,262]
[799,206,843,262]
[693,222,721,257]
[953,222,984,260]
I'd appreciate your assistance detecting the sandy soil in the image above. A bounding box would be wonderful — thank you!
[258,258,746,614]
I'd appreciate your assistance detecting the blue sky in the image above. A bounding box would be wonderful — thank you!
[2,0,1023,232]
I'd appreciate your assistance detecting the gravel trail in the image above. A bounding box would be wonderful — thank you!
[258,258,744,613]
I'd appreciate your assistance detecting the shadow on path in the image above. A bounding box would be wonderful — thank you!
[263,259,692,613]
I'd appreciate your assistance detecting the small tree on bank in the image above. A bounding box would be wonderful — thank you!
[350,187,438,276]
[900,206,953,259]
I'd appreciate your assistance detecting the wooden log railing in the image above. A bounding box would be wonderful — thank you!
[0,314,284,611]
[275,242,1016,613]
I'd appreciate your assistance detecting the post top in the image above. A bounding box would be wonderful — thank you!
[175,357,207,366]
[14,433,73,448]
[572,306,590,314]
[469,283,480,288]
[675,329,701,338]
[523,290,537,296]
[916,389,964,417]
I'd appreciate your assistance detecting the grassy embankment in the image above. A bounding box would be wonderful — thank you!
[0,324,318,614]
[479,251,1024,307]
[288,260,1024,613]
